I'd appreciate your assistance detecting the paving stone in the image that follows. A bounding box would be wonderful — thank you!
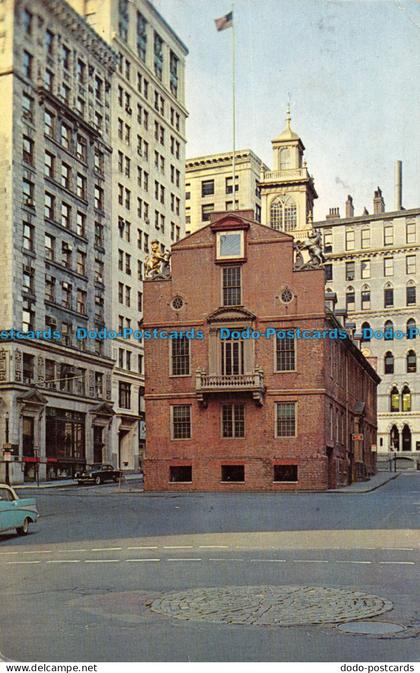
[150,585,393,627]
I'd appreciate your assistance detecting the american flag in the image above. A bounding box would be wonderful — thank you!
[214,11,233,32]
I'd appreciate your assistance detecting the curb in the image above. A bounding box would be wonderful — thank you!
[326,472,400,494]
[12,474,400,495]
[14,478,143,490]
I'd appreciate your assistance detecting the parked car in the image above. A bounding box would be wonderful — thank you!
[76,464,122,485]
[0,484,39,537]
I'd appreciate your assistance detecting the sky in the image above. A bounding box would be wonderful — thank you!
[152,0,420,220]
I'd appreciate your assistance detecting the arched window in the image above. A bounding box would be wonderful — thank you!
[407,318,417,340]
[402,425,411,452]
[402,385,411,412]
[384,282,394,309]
[390,425,399,450]
[361,322,371,342]
[390,386,399,412]
[346,286,355,311]
[384,351,394,374]
[361,286,370,310]
[406,280,416,306]
[279,148,290,170]
[270,196,297,232]
[384,320,394,341]
[406,350,416,373]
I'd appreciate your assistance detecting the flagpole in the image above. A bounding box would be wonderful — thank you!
[232,3,236,210]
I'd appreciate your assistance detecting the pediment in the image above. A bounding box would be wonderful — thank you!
[207,306,256,323]
[90,401,115,416]
[210,214,251,231]
[17,388,48,405]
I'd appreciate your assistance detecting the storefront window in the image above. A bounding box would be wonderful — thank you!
[46,408,86,463]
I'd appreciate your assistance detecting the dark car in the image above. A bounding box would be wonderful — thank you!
[76,464,122,485]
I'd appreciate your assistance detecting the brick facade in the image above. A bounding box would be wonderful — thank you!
[143,210,380,491]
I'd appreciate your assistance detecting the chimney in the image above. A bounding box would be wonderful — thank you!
[345,195,354,218]
[373,187,385,214]
[394,160,402,211]
[326,207,340,220]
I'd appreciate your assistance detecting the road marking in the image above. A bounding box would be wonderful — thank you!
[90,547,122,552]
[292,559,329,563]
[198,545,229,549]
[84,559,120,563]
[378,561,415,565]
[250,559,287,563]
[46,560,81,564]
[0,552,19,556]
[126,558,161,563]
[381,548,414,551]
[163,545,194,549]
[23,550,52,555]
[126,546,158,550]
[335,560,372,564]
[208,558,245,562]
[6,560,41,565]
[166,558,202,562]
[57,549,88,553]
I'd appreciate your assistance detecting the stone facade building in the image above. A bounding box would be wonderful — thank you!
[315,168,420,466]
[143,210,379,492]
[185,150,267,233]
[69,0,188,470]
[0,0,116,483]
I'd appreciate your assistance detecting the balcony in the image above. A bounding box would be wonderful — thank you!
[196,368,265,407]
[261,167,310,182]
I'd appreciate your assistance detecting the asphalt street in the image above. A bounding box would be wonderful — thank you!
[1,473,419,662]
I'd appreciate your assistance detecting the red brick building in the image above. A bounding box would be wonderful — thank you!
[143,211,379,491]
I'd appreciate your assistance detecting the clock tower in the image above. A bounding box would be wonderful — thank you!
[260,107,317,239]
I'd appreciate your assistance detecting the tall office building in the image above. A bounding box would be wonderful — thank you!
[69,0,188,469]
[315,164,420,465]
[0,0,116,483]
[185,150,267,232]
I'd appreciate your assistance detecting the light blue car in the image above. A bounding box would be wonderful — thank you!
[0,484,39,536]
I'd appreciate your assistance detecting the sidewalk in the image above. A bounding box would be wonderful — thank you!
[14,473,142,489]
[327,470,400,493]
[12,470,405,493]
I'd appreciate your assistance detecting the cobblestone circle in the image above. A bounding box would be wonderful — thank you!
[150,585,393,627]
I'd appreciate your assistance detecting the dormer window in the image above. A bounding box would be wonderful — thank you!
[216,230,244,260]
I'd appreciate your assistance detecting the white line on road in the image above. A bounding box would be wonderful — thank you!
[198,545,229,549]
[6,560,41,565]
[90,547,122,552]
[208,558,245,562]
[46,560,81,564]
[57,549,88,553]
[381,548,414,551]
[126,558,161,563]
[22,550,52,555]
[0,552,19,556]
[378,561,415,565]
[163,545,194,549]
[84,559,120,563]
[291,559,329,563]
[166,558,202,562]
[250,559,287,563]
[126,546,158,550]
[335,560,372,564]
